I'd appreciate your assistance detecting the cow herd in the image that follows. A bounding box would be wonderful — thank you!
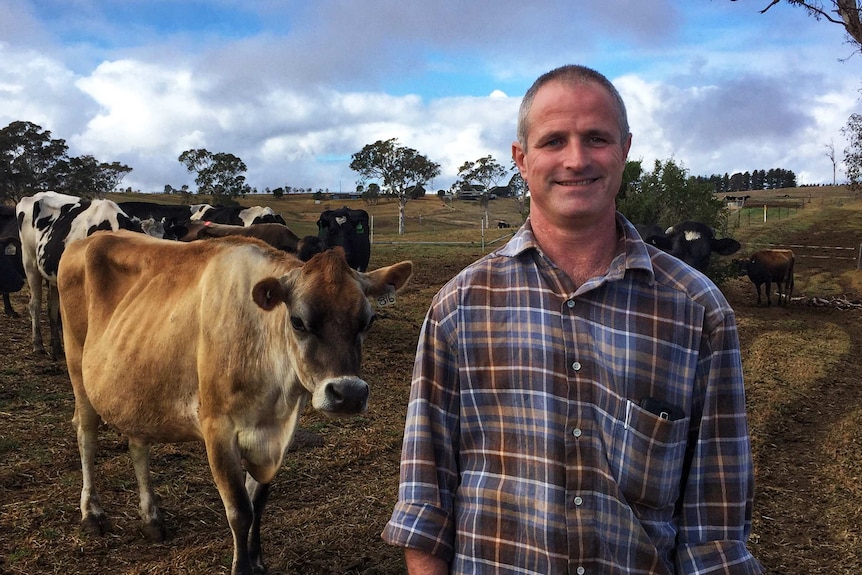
[2,192,386,574]
[1,194,801,573]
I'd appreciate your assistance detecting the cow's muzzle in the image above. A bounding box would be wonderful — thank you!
[313,377,369,415]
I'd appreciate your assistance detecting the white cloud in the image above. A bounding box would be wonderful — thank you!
[2,0,860,194]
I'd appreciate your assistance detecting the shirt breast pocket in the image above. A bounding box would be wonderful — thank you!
[608,399,690,510]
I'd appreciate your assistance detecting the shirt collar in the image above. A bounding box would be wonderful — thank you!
[499,214,656,285]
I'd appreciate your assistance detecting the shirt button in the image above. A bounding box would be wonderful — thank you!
[571,361,581,371]
[573,496,583,506]
[572,428,582,438]
[577,567,586,575]
[566,299,575,308]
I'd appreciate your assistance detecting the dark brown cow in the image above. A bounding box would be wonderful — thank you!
[57,230,412,575]
[173,221,326,262]
[734,249,795,307]
[175,221,300,250]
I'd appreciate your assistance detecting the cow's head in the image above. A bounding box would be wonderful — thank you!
[730,257,753,277]
[0,236,25,293]
[662,221,741,273]
[251,247,412,416]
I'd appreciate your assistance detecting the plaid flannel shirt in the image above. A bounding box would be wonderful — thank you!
[383,215,763,575]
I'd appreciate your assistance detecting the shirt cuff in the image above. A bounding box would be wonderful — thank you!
[676,540,765,574]
[381,501,454,563]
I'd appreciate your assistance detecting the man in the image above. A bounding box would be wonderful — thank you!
[383,65,762,574]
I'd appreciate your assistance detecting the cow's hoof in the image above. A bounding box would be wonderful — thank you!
[81,513,111,536]
[140,518,168,542]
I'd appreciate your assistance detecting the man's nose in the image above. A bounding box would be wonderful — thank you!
[562,141,589,169]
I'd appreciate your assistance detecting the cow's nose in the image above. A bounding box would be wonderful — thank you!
[321,377,369,414]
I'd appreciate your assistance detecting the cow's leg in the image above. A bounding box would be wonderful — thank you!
[47,283,63,360]
[25,270,44,353]
[204,425,256,575]
[765,280,773,307]
[755,283,763,306]
[128,438,167,542]
[3,293,18,317]
[245,473,271,574]
[73,401,109,535]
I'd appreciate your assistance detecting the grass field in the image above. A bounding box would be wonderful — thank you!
[2,185,861,573]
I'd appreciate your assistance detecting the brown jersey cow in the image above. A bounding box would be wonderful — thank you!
[57,230,412,575]
[734,249,795,307]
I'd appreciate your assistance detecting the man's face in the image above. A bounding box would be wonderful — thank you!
[512,80,631,228]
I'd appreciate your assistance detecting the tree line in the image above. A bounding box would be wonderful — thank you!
[694,168,798,194]
[0,119,843,238]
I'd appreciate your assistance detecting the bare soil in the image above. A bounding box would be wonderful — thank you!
[2,192,862,574]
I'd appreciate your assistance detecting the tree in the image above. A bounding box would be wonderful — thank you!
[616,158,727,231]
[825,139,838,185]
[350,138,440,234]
[618,159,644,199]
[456,155,507,193]
[842,113,862,189]
[0,121,68,203]
[362,182,380,205]
[456,155,507,226]
[178,148,251,204]
[735,1,862,56]
[56,156,132,198]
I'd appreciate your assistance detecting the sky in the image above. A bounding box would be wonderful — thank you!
[1,0,861,194]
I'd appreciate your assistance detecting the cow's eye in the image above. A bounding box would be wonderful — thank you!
[289,316,307,332]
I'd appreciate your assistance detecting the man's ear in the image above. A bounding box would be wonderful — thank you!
[512,140,526,175]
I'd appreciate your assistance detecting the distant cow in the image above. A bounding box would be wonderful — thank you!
[1,205,23,316]
[317,207,371,271]
[118,201,206,237]
[644,220,741,273]
[174,221,300,251]
[172,221,326,262]
[497,221,511,229]
[734,249,795,307]
[16,191,163,358]
[191,205,287,226]
[0,236,25,313]
[58,230,412,575]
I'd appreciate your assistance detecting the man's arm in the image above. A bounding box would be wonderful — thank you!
[405,548,448,575]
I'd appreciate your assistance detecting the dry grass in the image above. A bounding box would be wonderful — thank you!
[2,187,862,573]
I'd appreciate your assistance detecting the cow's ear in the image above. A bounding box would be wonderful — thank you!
[361,261,413,298]
[252,277,288,311]
[712,238,741,256]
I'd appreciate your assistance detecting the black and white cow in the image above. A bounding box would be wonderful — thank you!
[190,205,287,226]
[639,220,741,274]
[117,201,208,238]
[16,191,163,358]
[1,205,24,316]
[317,207,371,271]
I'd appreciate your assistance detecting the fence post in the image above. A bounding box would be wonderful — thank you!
[763,204,767,223]
[481,220,485,250]
[857,243,862,270]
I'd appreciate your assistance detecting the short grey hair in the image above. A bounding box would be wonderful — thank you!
[516,64,630,149]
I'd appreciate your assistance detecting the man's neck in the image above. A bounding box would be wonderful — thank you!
[531,212,620,287]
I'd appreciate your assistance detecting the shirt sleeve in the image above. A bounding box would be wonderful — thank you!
[675,298,764,574]
[381,286,461,563]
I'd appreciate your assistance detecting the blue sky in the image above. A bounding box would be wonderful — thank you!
[1,0,859,193]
